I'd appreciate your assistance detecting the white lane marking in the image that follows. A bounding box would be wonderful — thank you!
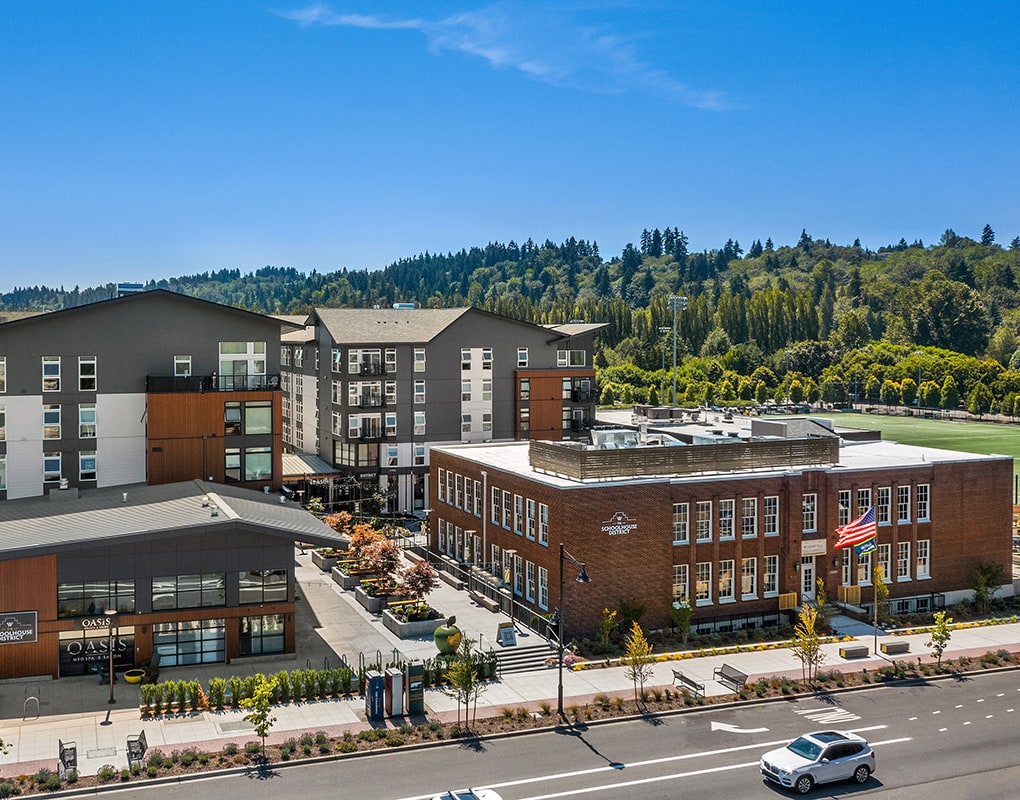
[712,721,770,733]
[908,716,918,721]
[933,710,941,714]
[963,721,971,725]
[938,727,948,732]
[515,739,913,800]
[393,727,893,800]
[977,698,985,703]
[955,704,963,708]
[986,715,994,719]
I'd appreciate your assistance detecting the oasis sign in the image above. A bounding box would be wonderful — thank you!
[601,511,638,536]
[0,611,38,644]
[78,615,118,630]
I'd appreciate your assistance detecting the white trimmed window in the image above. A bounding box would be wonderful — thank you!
[764,496,779,536]
[672,502,689,545]
[917,484,930,521]
[856,550,872,586]
[414,347,426,372]
[557,349,586,367]
[454,475,463,508]
[696,501,712,542]
[842,548,852,586]
[526,499,536,540]
[331,348,342,373]
[916,539,930,578]
[719,560,735,602]
[331,410,343,436]
[44,451,61,482]
[538,503,549,545]
[414,381,425,404]
[513,495,524,534]
[473,480,482,516]
[79,403,97,438]
[897,541,911,580]
[526,561,536,602]
[502,490,512,529]
[877,544,891,583]
[538,567,549,609]
[414,444,426,466]
[695,562,712,605]
[672,564,689,602]
[42,356,61,392]
[897,486,911,523]
[741,497,757,538]
[857,488,871,516]
[719,499,735,539]
[877,487,891,525]
[801,493,817,532]
[0,356,6,393]
[517,347,528,368]
[43,404,61,439]
[385,412,397,437]
[79,451,97,481]
[838,489,851,526]
[491,487,501,524]
[741,557,757,599]
[174,355,191,377]
[764,555,779,597]
[413,411,425,435]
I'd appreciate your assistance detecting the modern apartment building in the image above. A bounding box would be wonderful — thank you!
[0,290,295,500]
[279,306,602,515]
[429,416,1014,637]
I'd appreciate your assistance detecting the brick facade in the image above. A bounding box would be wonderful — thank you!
[430,442,1013,637]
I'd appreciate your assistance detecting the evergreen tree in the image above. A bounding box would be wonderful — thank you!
[981,224,995,245]
[649,228,663,258]
[1011,236,1020,250]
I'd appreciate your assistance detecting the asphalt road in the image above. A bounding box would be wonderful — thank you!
[120,671,1020,800]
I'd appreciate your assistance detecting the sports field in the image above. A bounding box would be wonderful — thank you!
[812,412,1020,486]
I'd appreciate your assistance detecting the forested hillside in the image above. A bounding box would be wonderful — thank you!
[6,225,1020,414]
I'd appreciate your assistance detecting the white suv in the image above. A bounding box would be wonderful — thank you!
[760,730,875,794]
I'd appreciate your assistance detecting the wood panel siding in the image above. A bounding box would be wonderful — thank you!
[147,391,282,488]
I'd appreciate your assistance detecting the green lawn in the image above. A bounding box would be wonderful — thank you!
[812,412,1020,488]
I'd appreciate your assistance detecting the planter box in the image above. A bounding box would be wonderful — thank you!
[331,566,368,590]
[382,610,445,639]
[311,551,339,572]
[354,585,390,614]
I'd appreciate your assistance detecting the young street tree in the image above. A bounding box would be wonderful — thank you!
[443,637,486,731]
[926,610,953,667]
[623,621,655,704]
[239,673,278,760]
[791,604,825,684]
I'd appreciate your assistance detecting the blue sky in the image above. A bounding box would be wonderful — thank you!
[2,1,1018,293]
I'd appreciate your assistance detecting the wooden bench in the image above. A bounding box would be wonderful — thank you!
[468,590,501,613]
[672,669,705,699]
[127,730,148,768]
[713,663,747,691]
[839,645,869,659]
[386,599,421,611]
[880,640,910,655]
[438,571,466,590]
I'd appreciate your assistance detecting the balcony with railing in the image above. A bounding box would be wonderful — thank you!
[147,374,281,393]
[359,361,386,376]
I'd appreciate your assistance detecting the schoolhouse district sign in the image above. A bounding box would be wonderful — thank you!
[0,611,38,644]
[601,511,638,536]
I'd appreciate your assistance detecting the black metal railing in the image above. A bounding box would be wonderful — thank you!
[147,374,281,393]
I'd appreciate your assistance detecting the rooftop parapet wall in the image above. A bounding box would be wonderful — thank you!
[528,437,840,481]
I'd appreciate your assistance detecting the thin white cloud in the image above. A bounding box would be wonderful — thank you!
[278,3,728,110]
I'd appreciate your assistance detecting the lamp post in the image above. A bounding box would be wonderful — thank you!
[104,608,118,704]
[554,542,591,721]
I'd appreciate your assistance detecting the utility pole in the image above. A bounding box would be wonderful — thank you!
[668,295,687,407]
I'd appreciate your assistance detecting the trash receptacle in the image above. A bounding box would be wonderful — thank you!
[405,661,424,716]
[364,670,384,722]
[384,667,404,717]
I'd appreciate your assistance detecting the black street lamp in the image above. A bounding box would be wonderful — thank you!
[104,608,118,704]
[554,542,590,721]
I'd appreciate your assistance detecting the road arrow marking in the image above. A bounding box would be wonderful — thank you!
[711,721,769,733]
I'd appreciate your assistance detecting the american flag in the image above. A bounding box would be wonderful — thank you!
[834,506,877,549]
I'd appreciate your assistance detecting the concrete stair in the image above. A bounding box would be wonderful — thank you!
[494,641,559,674]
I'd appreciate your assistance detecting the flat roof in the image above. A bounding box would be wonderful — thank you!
[0,480,347,560]
[431,433,1008,488]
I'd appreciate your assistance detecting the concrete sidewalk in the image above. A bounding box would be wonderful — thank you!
[3,549,1019,778]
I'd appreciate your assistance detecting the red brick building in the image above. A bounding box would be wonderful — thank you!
[429,417,1013,636]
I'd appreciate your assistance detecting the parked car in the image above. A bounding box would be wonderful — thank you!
[759,730,875,794]
[430,791,502,800]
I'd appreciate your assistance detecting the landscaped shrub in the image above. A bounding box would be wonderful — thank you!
[222,742,239,756]
[97,764,117,782]
[0,780,19,799]
[207,677,227,709]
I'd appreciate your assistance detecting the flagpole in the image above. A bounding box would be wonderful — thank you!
[874,582,878,655]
